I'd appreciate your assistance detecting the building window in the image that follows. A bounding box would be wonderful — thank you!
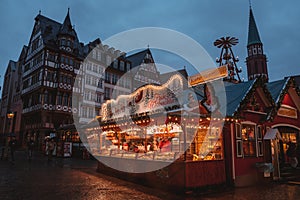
[44,90,49,104]
[113,60,118,69]
[104,88,110,99]
[126,62,131,71]
[236,123,243,157]
[241,124,256,157]
[96,50,101,61]
[92,64,98,72]
[258,47,262,54]
[236,123,241,139]
[66,40,73,48]
[120,61,125,71]
[63,93,69,106]
[106,56,111,66]
[31,38,40,52]
[91,77,96,86]
[105,72,111,83]
[84,91,89,101]
[57,92,62,105]
[88,107,94,118]
[82,107,87,118]
[86,75,91,85]
[24,63,30,72]
[87,62,92,71]
[112,74,118,85]
[98,79,103,89]
[48,53,56,62]
[236,123,259,157]
[257,125,263,156]
[96,94,102,103]
[252,47,257,55]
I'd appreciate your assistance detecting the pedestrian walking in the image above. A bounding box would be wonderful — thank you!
[9,137,17,163]
[287,142,298,168]
[27,137,35,161]
[0,138,6,160]
[47,138,55,161]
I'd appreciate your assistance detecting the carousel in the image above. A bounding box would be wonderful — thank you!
[83,73,228,191]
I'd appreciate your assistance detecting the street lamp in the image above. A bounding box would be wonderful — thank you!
[7,112,15,120]
[3,111,14,160]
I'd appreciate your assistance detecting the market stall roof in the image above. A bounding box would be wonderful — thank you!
[267,77,290,105]
[264,128,282,140]
[225,79,256,117]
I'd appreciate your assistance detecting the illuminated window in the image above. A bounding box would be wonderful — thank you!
[241,124,256,157]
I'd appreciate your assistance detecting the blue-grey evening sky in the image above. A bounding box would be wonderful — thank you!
[0,0,299,90]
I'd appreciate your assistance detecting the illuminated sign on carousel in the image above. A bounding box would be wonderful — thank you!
[101,74,185,121]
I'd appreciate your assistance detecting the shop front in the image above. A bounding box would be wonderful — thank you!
[223,78,276,187]
[57,124,82,157]
[266,77,300,172]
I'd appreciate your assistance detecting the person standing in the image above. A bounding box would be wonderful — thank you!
[27,137,35,161]
[9,137,17,163]
[287,142,298,168]
[47,138,56,161]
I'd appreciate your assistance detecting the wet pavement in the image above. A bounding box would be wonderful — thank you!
[0,150,300,200]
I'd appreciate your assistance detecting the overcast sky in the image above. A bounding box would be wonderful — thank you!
[0,0,299,89]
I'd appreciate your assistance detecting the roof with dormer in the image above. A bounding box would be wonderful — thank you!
[58,9,78,39]
[126,48,153,68]
[33,10,83,57]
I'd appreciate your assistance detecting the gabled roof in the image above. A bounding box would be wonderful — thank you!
[34,14,61,45]
[33,11,83,57]
[267,76,300,111]
[160,69,188,84]
[267,78,290,105]
[225,79,256,116]
[18,45,28,61]
[126,48,152,68]
[4,60,17,78]
[247,8,262,46]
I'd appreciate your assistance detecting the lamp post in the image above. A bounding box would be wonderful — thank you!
[3,111,15,160]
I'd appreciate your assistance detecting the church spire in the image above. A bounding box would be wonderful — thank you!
[247,7,262,46]
[246,7,268,82]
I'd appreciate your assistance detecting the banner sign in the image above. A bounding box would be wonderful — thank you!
[188,65,228,87]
